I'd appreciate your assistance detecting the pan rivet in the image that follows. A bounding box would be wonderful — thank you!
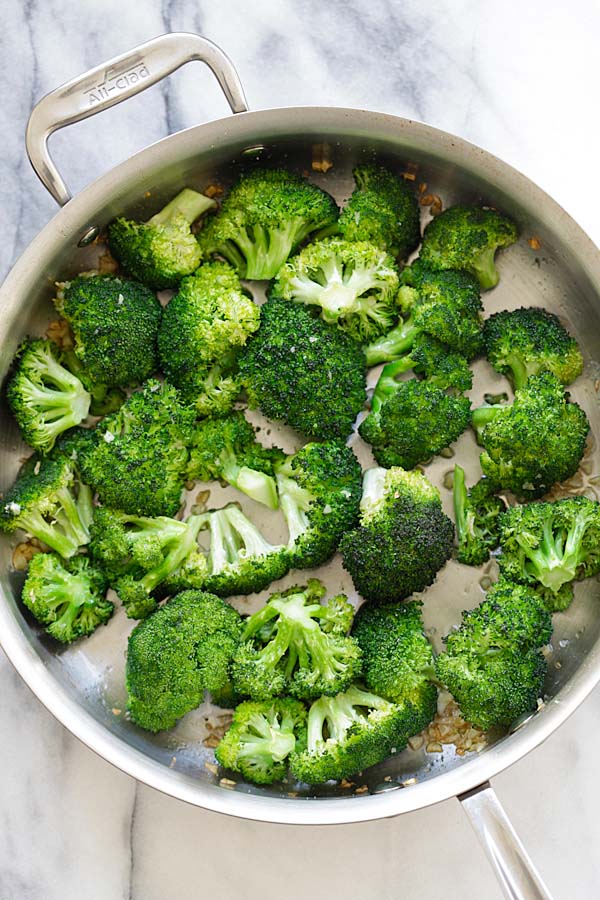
[78,225,100,247]
[371,782,401,793]
[509,710,536,733]
[241,144,266,158]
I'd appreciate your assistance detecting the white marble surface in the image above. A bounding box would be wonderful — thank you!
[2,1,600,897]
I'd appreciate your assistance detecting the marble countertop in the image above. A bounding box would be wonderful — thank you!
[2,1,600,897]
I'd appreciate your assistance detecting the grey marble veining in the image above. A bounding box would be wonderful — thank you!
[2,1,600,898]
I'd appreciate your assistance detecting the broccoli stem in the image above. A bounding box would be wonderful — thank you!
[370,358,412,414]
[220,454,279,510]
[275,474,312,545]
[148,188,216,227]
[364,316,418,366]
[472,246,499,290]
[502,353,530,391]
[452,464,469,546]
[137,516,204,593]
[519,509,594,593]
[359,467,387,516]
[224,505,274,556]
[471,403,503,435]
[237,712,296,764]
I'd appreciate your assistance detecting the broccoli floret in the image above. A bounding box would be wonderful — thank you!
[6,339,91,454]
[196,169,338,280]
[54,273,162,389]
[274,441,362,569]
[215,699,307,784]
[79,379,195,517]
[453,465,504,566]
[239,297,367,441]
[364,262,483,366]
[420,206,518,290]
[21,552,113,643]
[108,188,216,289]
[187,411,284,509]
[158,261,260,414]
[497,496,600,610]
[232,579,362,701]
[0,450,93,559]
[471,372,589,499]
[202,504,289,597]
[435,580,551,729]
[340,467,454,603]
[352,601,437,730]
[359,363,471,469]
[89,508,207,619]
[483,306,583,390]
[126,589,243,732]
[289,684,422,784]
[337,164,421,260]
[271,238,400,342]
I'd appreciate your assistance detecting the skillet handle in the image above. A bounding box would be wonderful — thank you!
[459,782,553,900]
[25,32,248,207]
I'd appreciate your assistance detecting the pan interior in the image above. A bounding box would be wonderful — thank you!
[2,119,600,807]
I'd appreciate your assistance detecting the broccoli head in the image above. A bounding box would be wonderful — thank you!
[158,261,260,414]
[340,467,454,604]
[126,589,243,732]
[6,339,91,454]
[21,552,113,643]
[359,363,471,469]
[453,465,504,566]
[215,698,307,785]
[0,449,93,559]
[364,261,483,366]
[271,237,401,342]
[196,168,338,280]
[232,579,362,701]
[54,273,162,389]
[352,600,437,731]
[420,206,518,290]
[274,441,362,569]
[187,411,284,509]
[238,297,367,441]
[79,379,195,517]
[483,306,583,390]
[89,508,207,619]
[289,684,423,784]
[471,372,589,499]
[202,504,290,597]
[497,496,600,610]
[435,580,551,730]
[337,164,421,260]
[108,188,216,289]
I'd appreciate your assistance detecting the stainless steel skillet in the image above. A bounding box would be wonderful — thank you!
[2,31,600,900]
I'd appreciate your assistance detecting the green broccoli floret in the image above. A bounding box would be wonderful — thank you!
[158,261,260,414]
[453,465,504,566]
[364,262,483,366]
[337,164,421,260]
[187,411,284,509]
[340,467,454,604]
[54,273,162,390]
[238,297,366,441]
[352,601,437,731]
[6,339,91,453]
[274,441,362,569]
[483,306,583,390]
[126,589,243,732]
[108,188,216,289]
[21,552,113,643]
[79,379,195,517]
[420,206,518,290]
[497,496,600,611]
[89,508,207,619]
[359,362,471,469]
[271,238,400,342]
[289,684,422,784]
[202,504,289,597]
[196,169,338,280]
[232,579,362,701]
[0,450,93,559]
[471,372,589,499]
[215,699,307,784]
[435,580,551,729]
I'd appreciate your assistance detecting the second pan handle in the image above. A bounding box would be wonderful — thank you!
[25,32,249,207]
[459,782,552,900]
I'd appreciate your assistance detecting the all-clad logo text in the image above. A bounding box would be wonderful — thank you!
[84,63,150,106]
